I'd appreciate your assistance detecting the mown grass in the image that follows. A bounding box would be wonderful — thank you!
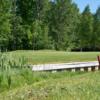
[7,50,100,64]
[0,71,100,100]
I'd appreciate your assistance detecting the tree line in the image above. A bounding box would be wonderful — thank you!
[0,0,100,51]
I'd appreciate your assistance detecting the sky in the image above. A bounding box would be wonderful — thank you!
[73,0,100,13]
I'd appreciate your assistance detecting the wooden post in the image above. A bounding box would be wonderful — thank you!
[52,70,57,73]
[95,66,99,71]
[97,55,100,69]
[71,68,75,72]
[80,68,84,72]
[88,67,92,72]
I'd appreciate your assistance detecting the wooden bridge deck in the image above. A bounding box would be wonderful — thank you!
[31,61,99,72]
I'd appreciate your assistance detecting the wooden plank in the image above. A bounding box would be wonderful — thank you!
[31,61,99,71]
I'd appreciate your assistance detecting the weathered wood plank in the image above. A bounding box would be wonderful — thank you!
[31,61,99,71]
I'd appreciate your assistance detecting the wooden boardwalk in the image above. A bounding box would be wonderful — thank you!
[31,61,99,72]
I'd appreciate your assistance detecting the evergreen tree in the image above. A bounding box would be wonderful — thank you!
[93,7,100,50]
[78,5,94,51]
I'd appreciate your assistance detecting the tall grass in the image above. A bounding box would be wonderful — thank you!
[0,51,87,93]
[0,52,29,92]
[0,52,84,93]
[0,52,27,70]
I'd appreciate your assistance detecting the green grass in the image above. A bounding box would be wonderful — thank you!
[0,71,100,100]
[0,50,100,100]
[7,50,100,64]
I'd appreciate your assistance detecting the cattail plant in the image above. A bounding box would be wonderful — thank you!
[0,52,27,70]
[7,74,11,89]
[0,52,29,92]
[0,74,3,87]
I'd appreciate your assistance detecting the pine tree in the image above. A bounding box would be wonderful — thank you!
[93,7,100,50]
[78,5,94,51]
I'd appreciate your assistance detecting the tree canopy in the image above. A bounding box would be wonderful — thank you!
[0,0,100,51]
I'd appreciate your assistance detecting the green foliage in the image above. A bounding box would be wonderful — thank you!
[93,7,100,50]
[78,5,94,51]
[0,0,11,51]
[0,52,27,70]
[48,0,79,50]
[31,20,51,50]
[0,1,100,51]
[0,52,28,92]
[7,74,11,89]
[0,50,99,94]
[0,50,99,99]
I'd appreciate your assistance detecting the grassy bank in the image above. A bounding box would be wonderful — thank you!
[0,50,100,100]
[8,50,100,64]
[0,71,100,100]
